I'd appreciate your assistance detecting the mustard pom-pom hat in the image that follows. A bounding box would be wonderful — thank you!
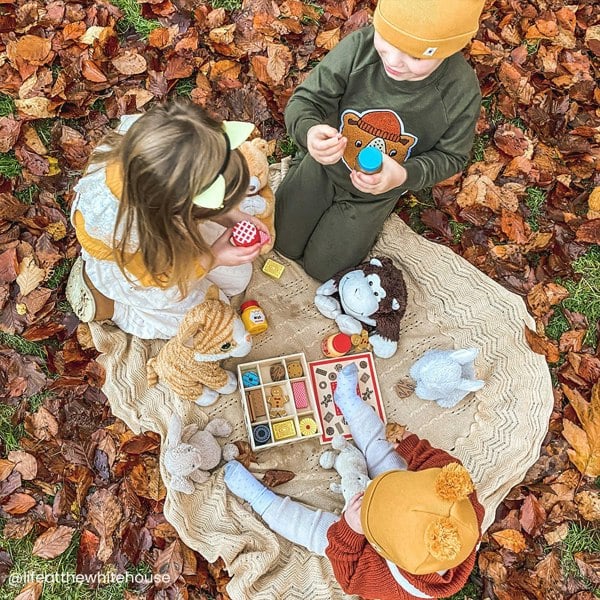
[360,464,480,574]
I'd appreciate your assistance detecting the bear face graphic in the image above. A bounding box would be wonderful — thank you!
[340,109,417,171]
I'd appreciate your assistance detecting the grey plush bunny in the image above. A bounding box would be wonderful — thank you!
[410,348,485,408]
[164,413,239,494]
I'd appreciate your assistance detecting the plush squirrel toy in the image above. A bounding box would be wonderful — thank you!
[164,413,239,494]
[410,348,485,408]
[320,435,371,509]
[238,138,276,254]
[314,256,408,359]
[147,285,253,406]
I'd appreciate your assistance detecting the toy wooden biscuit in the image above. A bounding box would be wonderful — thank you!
[247,389,266,421]
[286,361,303,378]
[270,364,286,381]
[267,386,288,417]
[272,419,296,441]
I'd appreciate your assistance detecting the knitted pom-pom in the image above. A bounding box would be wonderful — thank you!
[435,463,474,502]
[424,517,461,561]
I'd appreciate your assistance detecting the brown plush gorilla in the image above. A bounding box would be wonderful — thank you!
[314,256,408,358]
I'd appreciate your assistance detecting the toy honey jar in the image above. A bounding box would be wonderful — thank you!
[241,300,268,335]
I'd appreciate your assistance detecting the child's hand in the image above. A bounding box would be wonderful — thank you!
[307,124,347,165]
[344,491,365,534]
[211,228,262,268]
[350,155,407,195]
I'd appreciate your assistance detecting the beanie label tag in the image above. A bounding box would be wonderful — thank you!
[423,47,438,57]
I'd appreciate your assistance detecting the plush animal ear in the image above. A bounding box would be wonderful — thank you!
[205,285,220,301]
[179,329,198,349]
[458,378,485,393]
[449,348,479,364]
[369,257,383,268]
[167,413,183,448]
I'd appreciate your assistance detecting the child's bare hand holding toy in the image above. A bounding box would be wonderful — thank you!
[307,124,347,165]
[350,154,408,196]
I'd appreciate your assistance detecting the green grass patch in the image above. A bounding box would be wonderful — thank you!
[34,119,54,148]
[211,0,242,9]
[57,299,73,314]
[111,0,158,39]
[301,1,324,25]
[0,332,47,360]
[525,187,547,231]
[278,135,298,158]
[559,523,600,593]
[545,306,569,341]
[0,93,15,117]
[471,133,488,162]
[525,39,541,54]
[27,389,53,412]
[0,152,22,179]
[15,184,40,205]
[46,258,76,290]
[449,220,471,244]
[89,97,106,114]
[174,77,195,99]
[559,246,600,347]
[0,520,157,600]
[0,404,24,452]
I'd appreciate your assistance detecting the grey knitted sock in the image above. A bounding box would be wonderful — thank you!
[224,460,277,515]
[261,496,339,555]
[335,364,407,477]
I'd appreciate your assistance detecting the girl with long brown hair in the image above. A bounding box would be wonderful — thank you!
[66,101,268,339]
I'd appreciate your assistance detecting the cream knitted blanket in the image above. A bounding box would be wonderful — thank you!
[89,213,553,600]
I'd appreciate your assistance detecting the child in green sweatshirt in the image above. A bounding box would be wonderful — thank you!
[274,0,485,281]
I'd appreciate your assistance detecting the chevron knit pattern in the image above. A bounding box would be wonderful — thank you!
[88,160,553,600]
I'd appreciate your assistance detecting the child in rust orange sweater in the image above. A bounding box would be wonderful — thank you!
[225,364,484,599]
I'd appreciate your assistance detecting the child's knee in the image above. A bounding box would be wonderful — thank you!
[303,248,365,282]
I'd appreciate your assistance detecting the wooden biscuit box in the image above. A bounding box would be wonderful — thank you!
[237,352,385,450]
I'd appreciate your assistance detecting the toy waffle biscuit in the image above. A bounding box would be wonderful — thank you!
[291,380,309,409]
[231,220,260,247]
[247,389,266,421]
[287,361,303,378]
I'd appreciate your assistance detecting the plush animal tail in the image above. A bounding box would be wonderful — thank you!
[147,357,159,388]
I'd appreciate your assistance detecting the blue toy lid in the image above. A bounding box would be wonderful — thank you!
[357,147,383,173]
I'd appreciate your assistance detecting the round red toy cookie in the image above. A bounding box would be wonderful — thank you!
[231,220,261,247]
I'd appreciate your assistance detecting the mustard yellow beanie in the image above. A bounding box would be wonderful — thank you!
[373,0,485,59]
[361,464,480,574]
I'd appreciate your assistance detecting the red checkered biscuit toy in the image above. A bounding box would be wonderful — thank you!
[231,220,261,247]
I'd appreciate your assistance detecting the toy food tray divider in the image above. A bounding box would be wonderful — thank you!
[238,353,322,451]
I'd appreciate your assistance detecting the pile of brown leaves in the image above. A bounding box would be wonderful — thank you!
[0,0,598,598]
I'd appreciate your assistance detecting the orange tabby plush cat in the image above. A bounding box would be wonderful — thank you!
[147,285,252,406]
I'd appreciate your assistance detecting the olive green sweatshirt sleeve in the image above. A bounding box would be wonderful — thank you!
[401,85,481,190]
[284,33,359,152]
